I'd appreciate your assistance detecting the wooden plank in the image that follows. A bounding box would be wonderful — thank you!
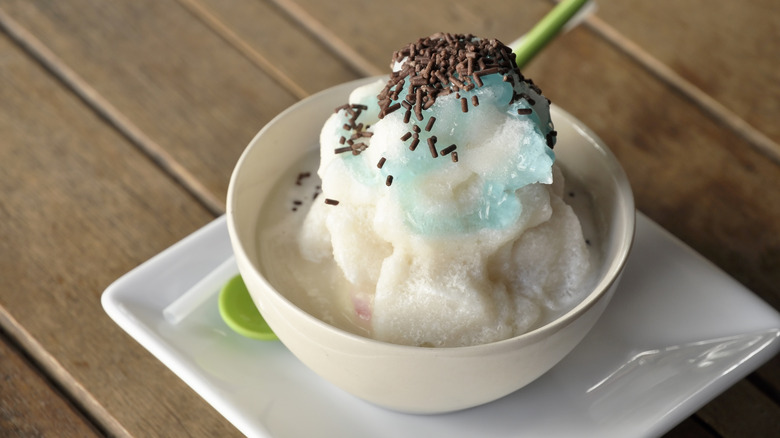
[594,0,780,148]
[663,417,717,438]
[0,0,303,203]
[697,379,780,437]
[523,26,780,438]
[0,30,240,436]
[268,0,554,71]
[183,0,362,95]
[0,332,101,437]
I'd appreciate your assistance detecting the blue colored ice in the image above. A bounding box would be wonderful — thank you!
[334,71,556,235]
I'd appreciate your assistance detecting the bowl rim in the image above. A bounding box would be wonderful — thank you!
[227,76,636,353]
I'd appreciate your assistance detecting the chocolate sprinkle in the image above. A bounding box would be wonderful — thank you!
[415,88,423,120]
[517,108,532,115]
[545,130,558,148]
[451,151,459,162]
[351,142,368,154]
[401,132,412,141]
[440,144,457,155]
[295,172,311,186]
[324,198,339,205]
[377,157,386,168]
[427,136,438,158]
[472,73,483,87]
[332,103,373,156]
[425,117,436,131]
[386,175,394,186]
[449,75,465,89]
[461,97,468,113]
[385,102,401,115]
[472,95,479,107]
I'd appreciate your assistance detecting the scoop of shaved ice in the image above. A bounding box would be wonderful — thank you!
[299,33,592,347]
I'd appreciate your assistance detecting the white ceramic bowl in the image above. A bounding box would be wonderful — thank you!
[227,77,635,414]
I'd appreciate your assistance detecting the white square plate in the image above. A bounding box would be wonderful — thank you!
[102,213,780,438]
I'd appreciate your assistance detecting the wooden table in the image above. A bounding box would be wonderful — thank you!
[1,1,778,436]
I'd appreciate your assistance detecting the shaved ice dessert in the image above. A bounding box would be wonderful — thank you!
[258,33,597,348]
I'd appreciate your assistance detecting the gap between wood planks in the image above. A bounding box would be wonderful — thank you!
[0,305,132,438]
[0,7,226,217]
[263,0,384,77]
[582,14,780,167]
[0,7,223,434]
[177,0,381,90]
[175,0,311,100]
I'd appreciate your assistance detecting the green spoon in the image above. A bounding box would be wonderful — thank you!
[218,275,277,341]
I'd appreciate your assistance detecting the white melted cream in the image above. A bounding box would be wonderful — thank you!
[257,148,602,346]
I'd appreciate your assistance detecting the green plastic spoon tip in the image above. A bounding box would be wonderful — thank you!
[514,0,590,69]
[218,275,278,341]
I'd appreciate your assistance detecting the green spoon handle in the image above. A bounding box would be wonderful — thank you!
[514,0,591,69]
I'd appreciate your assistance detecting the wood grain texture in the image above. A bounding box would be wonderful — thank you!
[0,29,240,436]
[265,0,383,76]
[185,0,363,96]
[581,15,780,168]
[595,0,780,148]
[697,379,780,438]
[0,5,226,215]
[0,332,100,437]
[0,0,301,203]
[270,0,554,71]
[662,417,718,438]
